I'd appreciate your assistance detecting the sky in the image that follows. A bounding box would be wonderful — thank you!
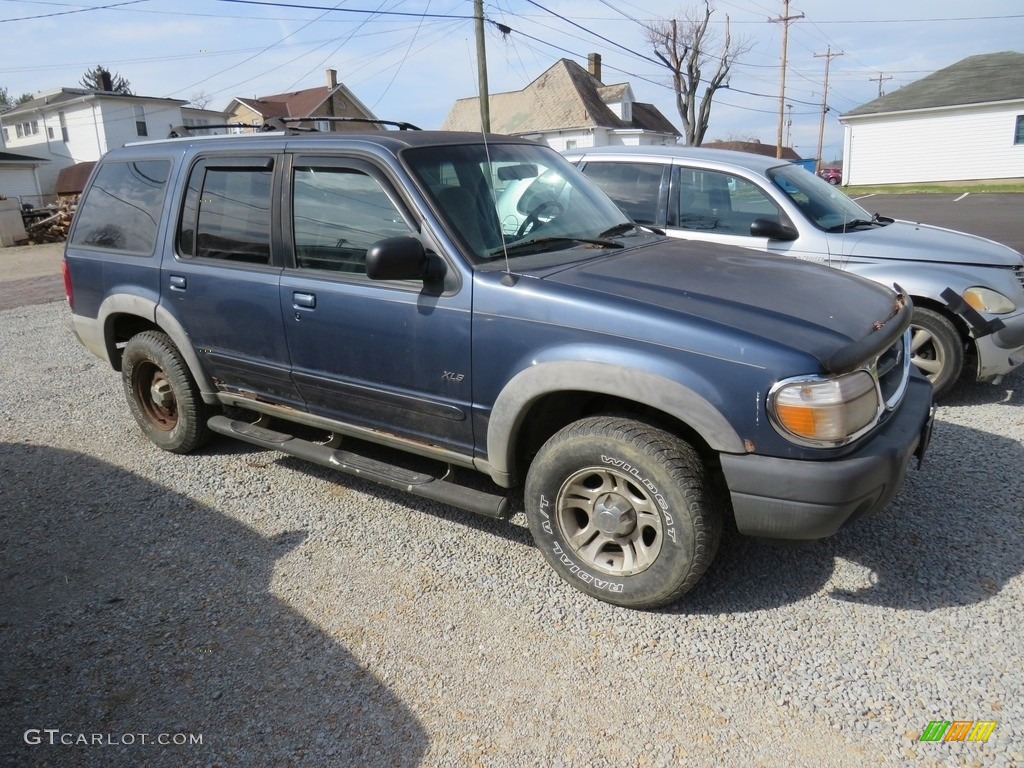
[2,0,1022,161]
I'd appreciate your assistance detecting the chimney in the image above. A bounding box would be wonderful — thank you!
[100,70,113,92]
[587,53,602,82]
[326,69,338,89]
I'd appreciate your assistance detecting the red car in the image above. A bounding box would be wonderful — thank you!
[818,167,842,185]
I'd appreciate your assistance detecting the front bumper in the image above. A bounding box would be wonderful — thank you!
[975,309,1024,381]
[720,374,933,540]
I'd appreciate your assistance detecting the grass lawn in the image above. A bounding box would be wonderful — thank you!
[841,180,1024,195]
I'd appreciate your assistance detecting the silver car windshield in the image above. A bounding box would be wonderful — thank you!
[768,164,874,231]
[403,142,632,266]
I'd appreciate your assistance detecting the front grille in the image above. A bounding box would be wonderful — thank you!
[875,330,910,410]
[1015,266,1024,292]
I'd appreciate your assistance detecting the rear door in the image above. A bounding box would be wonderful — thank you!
[163,153,301,407]
[279,154,475,454]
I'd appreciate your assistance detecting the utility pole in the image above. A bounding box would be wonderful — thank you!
[869,72,892,98]
[474,0,490,133]
[770,0,804,158]
[814,46,842,174]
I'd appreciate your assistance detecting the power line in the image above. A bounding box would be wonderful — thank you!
[0,0,149,23]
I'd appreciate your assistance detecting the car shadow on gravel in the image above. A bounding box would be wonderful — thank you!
[669,405,1024,614]
[0,443,428,768]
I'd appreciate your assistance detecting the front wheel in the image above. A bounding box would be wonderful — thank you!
[524,416,722,608]
[121,331,211,453]
[909,307,964,399]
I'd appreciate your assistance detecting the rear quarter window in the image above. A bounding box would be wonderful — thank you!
[70,159,171,254]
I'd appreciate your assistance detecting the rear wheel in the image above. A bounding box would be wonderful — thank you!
[909,307,963,399]
[121,331,211,453]
[524,416,721,608]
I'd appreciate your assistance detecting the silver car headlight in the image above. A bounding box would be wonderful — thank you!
[962,286,1015,314]
[768,370,881,447]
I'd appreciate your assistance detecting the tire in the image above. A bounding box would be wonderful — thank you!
[827,177,839,185]
[524,416,722,608]
[909,307,963,399]
[121,331,211,454]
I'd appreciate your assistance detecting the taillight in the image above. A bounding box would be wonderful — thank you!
[62,259,74,309]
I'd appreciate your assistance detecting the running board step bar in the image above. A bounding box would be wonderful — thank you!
[207,415,510,519]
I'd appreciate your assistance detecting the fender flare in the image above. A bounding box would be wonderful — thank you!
[98,294,217,398]
[486,360,745,482]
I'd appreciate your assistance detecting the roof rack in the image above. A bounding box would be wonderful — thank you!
[266,117,422,132]
[166,117,421,139]
[166,123,265,138]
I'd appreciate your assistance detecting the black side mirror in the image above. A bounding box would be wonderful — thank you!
[750,218,798,241]
[366,236,442,281]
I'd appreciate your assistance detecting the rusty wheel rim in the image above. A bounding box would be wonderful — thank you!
[133,361,178,431]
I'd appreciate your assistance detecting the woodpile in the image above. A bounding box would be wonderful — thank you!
[24,200,75,244]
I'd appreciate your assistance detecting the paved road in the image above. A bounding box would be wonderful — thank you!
[0,242,65,311]
[851,193,1024,253]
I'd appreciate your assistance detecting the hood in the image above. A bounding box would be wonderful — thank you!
[540,239,906,372]
[831,220,1023,266]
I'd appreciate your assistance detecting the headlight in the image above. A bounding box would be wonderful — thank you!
[769,371,880,447]
[962,286,1015,314]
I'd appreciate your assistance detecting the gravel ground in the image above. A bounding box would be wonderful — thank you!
[1,299,1022,767]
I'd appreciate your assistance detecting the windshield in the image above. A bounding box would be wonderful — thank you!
[768,164,873,231]
[403,142,633,266]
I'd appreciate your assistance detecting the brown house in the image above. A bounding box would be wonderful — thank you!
[225,69,382,132]
[442,54,680,150]
[704,139,802,161]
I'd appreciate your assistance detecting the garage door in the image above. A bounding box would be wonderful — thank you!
[0,167,41,203]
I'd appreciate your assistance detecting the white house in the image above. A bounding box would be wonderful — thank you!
[442,54,680,150]
[839,51,1024,185]
[0,88,195,195]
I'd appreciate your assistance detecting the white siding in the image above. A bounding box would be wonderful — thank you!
[537,129,596,151]
[842,103,1024,185]
[97,100,184,147]
[61,104,104,160]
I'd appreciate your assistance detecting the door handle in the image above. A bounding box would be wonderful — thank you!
[292,292,316,309]
[169,275,187,291]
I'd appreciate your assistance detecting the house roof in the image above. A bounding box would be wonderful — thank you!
[0,151,49,165]
[704,139,802,161]
[842,51,1024,118]
[441,59,680,137]
[1,88,186,118]
[231,85,334,120]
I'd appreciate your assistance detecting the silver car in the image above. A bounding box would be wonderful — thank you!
[563,145,1024,398]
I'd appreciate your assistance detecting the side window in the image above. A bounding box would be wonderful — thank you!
[292,165,413,274]
[672,168,780,236]
[70,159,171,254]
[580,161,663,224]
[178,160,273,265]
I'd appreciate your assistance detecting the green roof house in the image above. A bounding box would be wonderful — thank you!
[838,51,1024,185]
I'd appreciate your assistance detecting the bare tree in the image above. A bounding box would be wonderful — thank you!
[189,91,213,109]
[0,86,11,110]
[646,1,750,146]
[80,65,133,94]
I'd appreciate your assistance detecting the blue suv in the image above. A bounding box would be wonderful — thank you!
[64,128,933,607]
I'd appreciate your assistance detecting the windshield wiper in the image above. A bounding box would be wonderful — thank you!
[492,236,623,258]
[598,223,638,238]
[826,217,880,233]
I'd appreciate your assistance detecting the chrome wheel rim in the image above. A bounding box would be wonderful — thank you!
[555,466,665,576]
[909,324,944,381]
